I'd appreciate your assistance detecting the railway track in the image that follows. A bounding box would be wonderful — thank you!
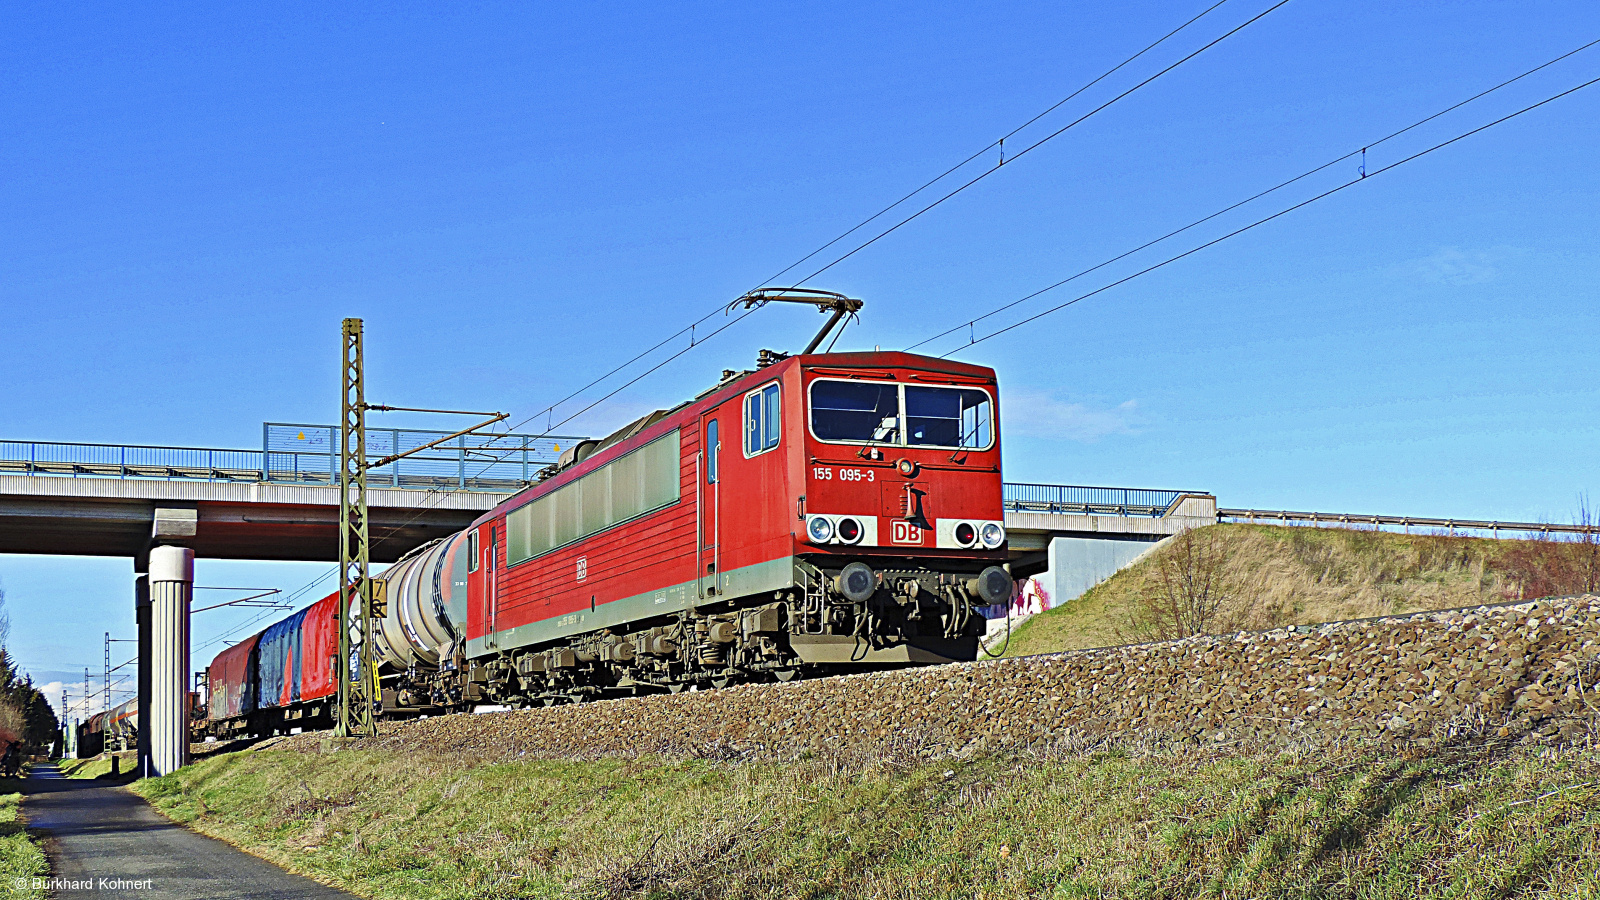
[272,593,1600,763]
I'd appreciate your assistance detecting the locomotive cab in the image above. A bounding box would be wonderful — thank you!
[678,350,1009,671]
[782,353,1011,664]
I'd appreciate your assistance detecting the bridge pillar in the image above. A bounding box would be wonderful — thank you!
[148,545,193,776]
[134,570,151,778]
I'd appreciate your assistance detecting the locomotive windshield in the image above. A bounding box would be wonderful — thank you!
[810,380,901,443]
[905,386,992,448]
[809,379,993,449]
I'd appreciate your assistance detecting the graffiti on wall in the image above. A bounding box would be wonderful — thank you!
[981,575,1052,621]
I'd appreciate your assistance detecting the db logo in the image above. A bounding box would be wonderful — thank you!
[891,521,923,544]
[576,556,588,581]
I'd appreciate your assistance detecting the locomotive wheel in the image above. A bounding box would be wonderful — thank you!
[775,669,800,682]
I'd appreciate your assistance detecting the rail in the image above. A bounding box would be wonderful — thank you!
[1002,483,1201,518]
[1220,508,1600,537]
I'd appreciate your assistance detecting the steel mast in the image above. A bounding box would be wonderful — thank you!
[335,318,507,738]
[336,317,377,737]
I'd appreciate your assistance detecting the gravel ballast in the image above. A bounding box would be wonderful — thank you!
[277,595,1600,762]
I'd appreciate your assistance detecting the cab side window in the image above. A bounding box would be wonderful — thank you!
[706,419,719,483]
[744,383,781,457]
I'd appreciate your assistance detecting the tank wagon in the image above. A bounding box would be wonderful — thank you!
[204,348,1013,735]
[77,697,139,757]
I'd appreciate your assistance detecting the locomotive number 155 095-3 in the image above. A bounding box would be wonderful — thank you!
[813,466,874,482]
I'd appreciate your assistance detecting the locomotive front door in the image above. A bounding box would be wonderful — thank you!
[699,412,721,598]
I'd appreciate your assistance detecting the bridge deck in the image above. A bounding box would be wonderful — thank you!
[0,474,501,562]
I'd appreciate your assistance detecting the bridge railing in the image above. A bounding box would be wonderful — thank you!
[1219,507,1600,537]
[0,424,584,493]
[1002,483,1199,517]
[4,436,1208,515]
[0,440,266,483]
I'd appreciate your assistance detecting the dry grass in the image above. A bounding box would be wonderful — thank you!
[132,737,1600,899]
[1006,524,1523,658]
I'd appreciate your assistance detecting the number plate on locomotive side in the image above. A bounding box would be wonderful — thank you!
[813,466,875,482]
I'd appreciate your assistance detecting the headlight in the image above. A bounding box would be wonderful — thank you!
[836,516,863,544]
[806,515,834,543]
[980,522,1005,548]
[953,522,976,547]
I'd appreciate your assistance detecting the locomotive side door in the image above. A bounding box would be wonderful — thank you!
[698,411,721,598]
[485,524,498,645]
[466,524,498,650]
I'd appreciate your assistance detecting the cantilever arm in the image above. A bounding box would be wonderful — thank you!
[366,412,509,470]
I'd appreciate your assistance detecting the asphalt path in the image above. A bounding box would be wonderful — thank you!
[22,763,354,899]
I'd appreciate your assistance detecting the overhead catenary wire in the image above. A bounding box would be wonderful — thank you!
[931,72,1600,354]
[309,303,771,564]
[777,0,1294,291]
[191,44,1600,671]
[481,0,1284,446]
[754,0,1237,290]
[314,0,1300,551]
[190,603,292,658]
[190,565,340,661]
[908,35,1600,353]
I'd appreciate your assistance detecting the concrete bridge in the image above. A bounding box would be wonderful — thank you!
[1,434,1207,569]
[0,475,497,562]
[1004,488,1219,601]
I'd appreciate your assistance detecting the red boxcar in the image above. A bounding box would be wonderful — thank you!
[207,633,261,720]
[298,591,341,703]
[205,591,341,736]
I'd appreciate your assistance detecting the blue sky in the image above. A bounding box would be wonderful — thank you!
[3,1,1598,716]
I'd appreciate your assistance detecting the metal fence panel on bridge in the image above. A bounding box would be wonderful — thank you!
[262,424,579,491]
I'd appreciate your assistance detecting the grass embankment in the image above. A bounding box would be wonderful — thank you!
[135,741,1600,899]
[1006,524,1540,657]
[0,778,47,900]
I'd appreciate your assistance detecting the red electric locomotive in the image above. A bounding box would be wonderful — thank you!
[429,344,1012,706]
[204,294,1013,729]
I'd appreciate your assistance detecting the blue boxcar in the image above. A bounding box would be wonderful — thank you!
[257,606,311,709]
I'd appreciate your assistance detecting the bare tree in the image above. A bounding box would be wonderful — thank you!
[1496,495,1600,600]
[1577,493,1599,595]
[1124,527,1235,642]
